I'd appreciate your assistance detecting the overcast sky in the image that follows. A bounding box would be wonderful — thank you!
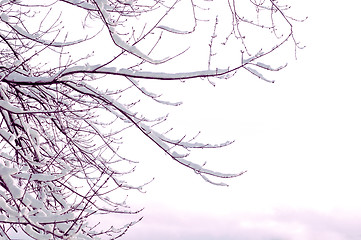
[120,1,361,240]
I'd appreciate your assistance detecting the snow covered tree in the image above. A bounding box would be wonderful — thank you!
[0,0,303,239]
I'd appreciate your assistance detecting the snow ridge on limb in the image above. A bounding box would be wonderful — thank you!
[63,80,244,185]
[0,12,88,48]
[127,77,183,106]
[93,0,169,64]
[136,123,245,186]
[1,66,230,84]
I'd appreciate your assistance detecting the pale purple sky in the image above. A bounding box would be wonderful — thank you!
[119,1,361,239]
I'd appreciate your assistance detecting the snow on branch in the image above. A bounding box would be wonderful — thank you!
[2,66,230,84]
[0,0,304,238]
[0,14,88,48]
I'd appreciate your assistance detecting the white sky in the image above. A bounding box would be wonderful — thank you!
[118,1,361,240]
